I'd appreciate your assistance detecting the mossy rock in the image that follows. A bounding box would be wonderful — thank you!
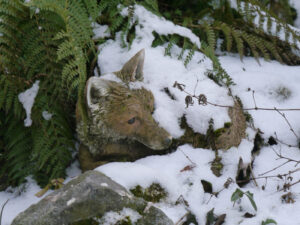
[12,171,174,225]
[175,101,246,150]
[214,102,246,150]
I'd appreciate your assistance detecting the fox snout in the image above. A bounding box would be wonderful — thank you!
[134,120,173,150]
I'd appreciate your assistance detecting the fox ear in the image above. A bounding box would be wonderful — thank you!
[86,77,110,110]
[118,49,145,82]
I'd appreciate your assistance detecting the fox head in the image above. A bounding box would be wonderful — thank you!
[84,49,172,150]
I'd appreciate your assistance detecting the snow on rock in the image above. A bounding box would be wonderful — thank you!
[66,197,76,206]
[96,208,142,224]
[18,80,40,127]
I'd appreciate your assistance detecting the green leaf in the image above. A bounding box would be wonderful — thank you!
[206,208,215,225]
[244,191,257,211]
[262,218,277,225]
[231,188,244,202]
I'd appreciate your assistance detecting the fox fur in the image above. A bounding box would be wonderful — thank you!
[76,49,172,171]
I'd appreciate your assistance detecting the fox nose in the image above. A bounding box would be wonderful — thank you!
[164,137,172,146]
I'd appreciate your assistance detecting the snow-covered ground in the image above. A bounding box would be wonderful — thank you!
[1,3,300,225]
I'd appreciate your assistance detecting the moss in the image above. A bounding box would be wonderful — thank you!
[130,183,167,203]
[130,185,144,198]
[71,214,133,225]
[175,115,209,149]
[144,183,167,202]
[211,156,223,177]
[116,216,133,225]
[213,122,231,138]
[224,122,232,128]
[244,111,253,123]
[70,218,99,225]
[213,128,226,138]
[234,96,244,108]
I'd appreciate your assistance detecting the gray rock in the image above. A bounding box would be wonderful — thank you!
[12,171,173,225]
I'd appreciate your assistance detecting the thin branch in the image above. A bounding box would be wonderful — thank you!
[0,199,9,225]
[173,81,300,111]
[271,147,300,165]
[274,132,298,148]
[237,167,300,183]
[252,90,257,109]
[249,164,259,187]
[274,108,299,139]
[193,78,199,96]
[278,179,300,191]
[258,161,291,176]
[180,149,197,165]
[175,212,189,225]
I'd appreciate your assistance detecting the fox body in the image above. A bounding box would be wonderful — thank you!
[76,50,172,170]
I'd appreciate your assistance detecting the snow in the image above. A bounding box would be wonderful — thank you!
[1,3,300,225]
[220,56,300,145]
[42,111,52,120]
[121,5,201,48]
[0,161,81,225]
[67,197,76,206]
[93,24,110,39]
[96,208,142,224]
[236,0,300,49]
[18,80,40,127]
[98,5,232,136]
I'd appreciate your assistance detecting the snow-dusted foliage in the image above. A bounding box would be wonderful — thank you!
[1,1,300,225]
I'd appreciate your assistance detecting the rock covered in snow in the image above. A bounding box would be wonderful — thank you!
[11,171,173,225]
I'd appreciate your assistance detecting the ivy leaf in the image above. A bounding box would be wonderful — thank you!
[206,208,216,225]
[261,218,277,225]
[201,179,213,194]
[231,188,244,202]
[244,191,257,211]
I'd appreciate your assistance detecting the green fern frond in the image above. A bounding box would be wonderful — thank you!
[204,22,216,50]
[32,105,74,186]
[0,116,32,186]
[184,45,196,67]
[219,22,233,52]
[232,29,244,60]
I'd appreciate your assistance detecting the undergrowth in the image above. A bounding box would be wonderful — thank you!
[0,0,299,188]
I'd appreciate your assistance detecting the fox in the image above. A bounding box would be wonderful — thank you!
[76,49,172,171]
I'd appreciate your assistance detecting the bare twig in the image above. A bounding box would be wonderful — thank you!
[237,167,300,183]
[193,78,199,96]
[174,212,189,225]
[259,161,291,176]
[173,81,300,111]
[179,149,197,166]
[278,179,300,191]
[252,90,257,109]
[274,108,299,139]
[274,132,298,148]
[0,199,9,225]
[249,164,259,187]
[271,147,300,165]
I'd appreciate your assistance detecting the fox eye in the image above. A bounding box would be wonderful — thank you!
[128,117,135,124]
